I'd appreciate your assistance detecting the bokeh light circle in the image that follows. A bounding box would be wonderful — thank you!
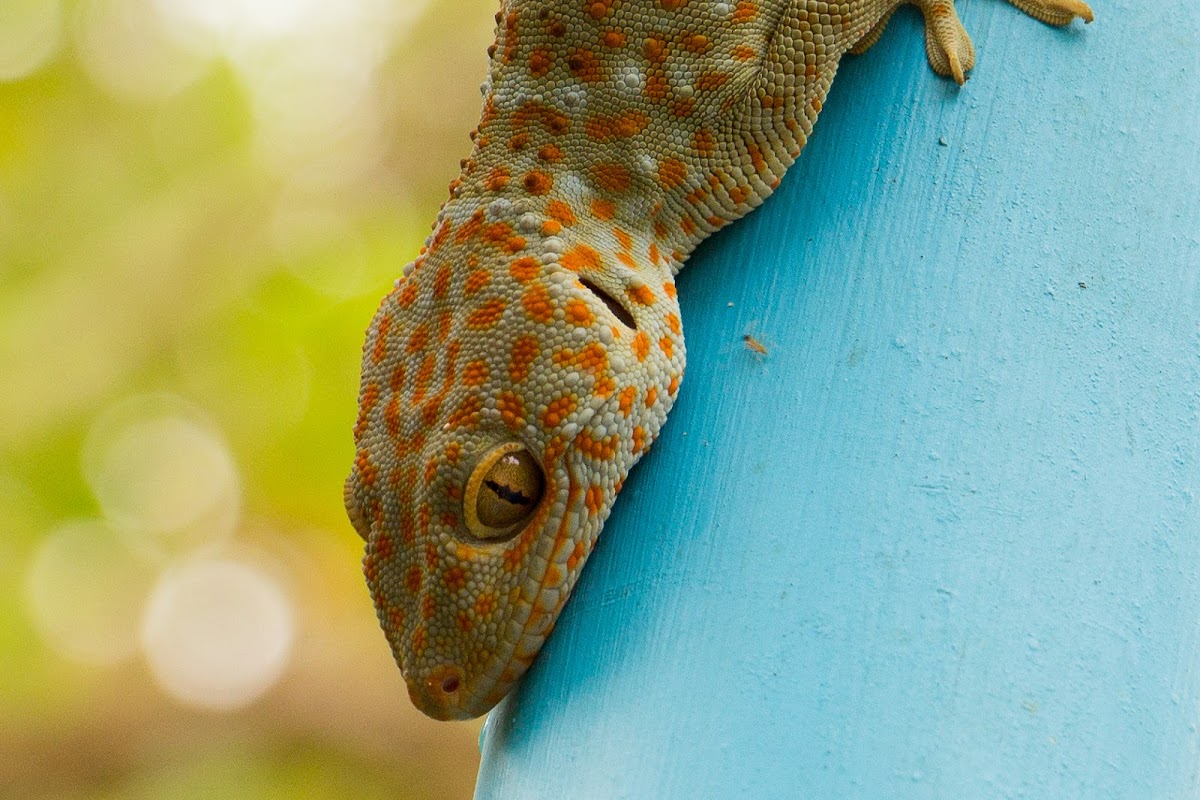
[82,394,241,557]
[0,0,62,82]
[141,557,295,710]
[24,520,157,665]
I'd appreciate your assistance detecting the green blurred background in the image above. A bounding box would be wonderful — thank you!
[0,0,497,796]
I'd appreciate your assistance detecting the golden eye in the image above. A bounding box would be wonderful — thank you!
[464,443,545,540]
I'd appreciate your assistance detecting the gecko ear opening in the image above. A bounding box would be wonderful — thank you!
[463,443,545,541]
[580,278,636,329]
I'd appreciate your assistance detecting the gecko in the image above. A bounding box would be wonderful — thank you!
[345,0,1093,720]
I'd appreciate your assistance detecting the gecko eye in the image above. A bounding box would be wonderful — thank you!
[463,443,545,540]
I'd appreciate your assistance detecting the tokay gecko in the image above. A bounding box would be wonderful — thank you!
[345,0,1093,720]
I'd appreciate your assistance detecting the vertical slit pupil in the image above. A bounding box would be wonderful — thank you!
[580,278,636,329]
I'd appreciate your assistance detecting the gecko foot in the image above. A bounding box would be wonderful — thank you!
[910,0,1093,85]
[1006,0,1094,27]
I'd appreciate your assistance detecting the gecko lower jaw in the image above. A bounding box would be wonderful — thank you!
[407,663,491,721]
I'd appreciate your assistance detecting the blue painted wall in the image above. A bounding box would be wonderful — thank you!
[477,2,1200,796]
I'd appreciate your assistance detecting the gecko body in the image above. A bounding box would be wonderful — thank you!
[346,0,1092,720]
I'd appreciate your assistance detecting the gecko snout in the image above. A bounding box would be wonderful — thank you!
[410,664,470,719]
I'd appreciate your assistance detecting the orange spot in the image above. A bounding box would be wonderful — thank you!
[593,163,631,192]
[510,335,541,381]
[732,44,757,61]
[732,0,757,22]
[585,485,604,515]
[510,256,540,283]
[618,386,636,417]
[411,625,427,655]
[658,158,688,188]
[670,98,696,118]
[466,298,506,329]
[614,228,633,250]
[680,216,697,235]
[425,457,439,484]
[447,396,482,428]
[512,101,571,135]
[628,283,655,305]
[632,425,646,454]
[503,11,519,62]
[421,594,437,620]
[405,565,422,594]
[529,47,554,77]
[546,199,577,226]
[645,386,658,407]
[575,429,619,460]
[436,310,452,341]
[456,612,474,632]
[509,133,531,150]
[355,449,378,487]
[567,540,587,571]
[661,0,686,8]
[565,298,595,326]
[585,0,615,19]
[653,220,669,239]
[475,592,497,617]
[463,359,490,386]
[464,269,491,295]
[693,129,716,157]
[747,142,767,173]
[590,199,616,220]
[646,73,669,101]
[681,33,711,53]
[538,144,564,163]
[541,220,562,236]
[631,331,650,361]
[456,211,486,244]
[356,386,378,439]
[446,441,462,464]
[585,110,649,142]
[553,343,610,377]
[522,283,555,323]
[542,395,578,427]
[497,391,525,429]
[485,166,511,191]
[666,312,681,335]
[421,397,442,426]
[659,336,674,358]
[523,170,553,195]
[601,30,626,47]
[384,396,401,437]
[397,281,418,308]
[407,324,429,354]
[371,316,391,364]
[649,242,661,265]
[729,185,750,204]
[560,243,603,272]
[433,265,451,299]
[617,251,638,269]
[668,375,680,396]
[566,49,604,83]
[643,38,667,65]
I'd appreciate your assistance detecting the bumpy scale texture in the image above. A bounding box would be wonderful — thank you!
[346,0,1094,720]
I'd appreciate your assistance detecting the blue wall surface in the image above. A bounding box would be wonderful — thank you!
[477,2,1200,797]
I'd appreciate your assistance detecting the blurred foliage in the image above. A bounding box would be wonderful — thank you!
[0,0,500,797]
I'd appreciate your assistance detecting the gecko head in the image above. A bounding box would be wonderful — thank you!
[344,233,684,719]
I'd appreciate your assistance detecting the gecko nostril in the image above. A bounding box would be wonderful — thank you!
[427,665,465,701]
